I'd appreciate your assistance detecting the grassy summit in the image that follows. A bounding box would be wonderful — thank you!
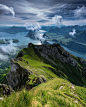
[0,78,86,107]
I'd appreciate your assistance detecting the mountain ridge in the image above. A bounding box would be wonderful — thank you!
[1,43,86,107]
[6,43,86,90]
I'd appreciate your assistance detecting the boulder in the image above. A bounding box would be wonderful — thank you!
[0,84,14,96]
[6,59,32,89]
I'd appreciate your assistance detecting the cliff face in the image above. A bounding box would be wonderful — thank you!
[7,58,47,89]
[6,43,86,89]
[34,44,78,66]
[6,59,31,89]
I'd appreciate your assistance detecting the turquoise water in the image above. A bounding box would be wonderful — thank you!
[0,32,86,59]
[0,32,41,46]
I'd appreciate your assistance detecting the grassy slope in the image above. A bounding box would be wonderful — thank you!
[0,78,86,107]
[0,67,10,84]
[15,46,86,86]
[0,45,86,106]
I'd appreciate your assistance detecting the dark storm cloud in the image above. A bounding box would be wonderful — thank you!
[46,4,76,20]
[21,17,29,20]
[0,0,86,26]
[0,4,15,16]
[25,0,86,6]
[38,20,48,23]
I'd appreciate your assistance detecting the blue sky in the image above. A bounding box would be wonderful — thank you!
[0,0,86,26]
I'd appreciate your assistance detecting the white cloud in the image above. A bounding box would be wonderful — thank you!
[69,29,76,37]
[35,31,45,43]
[0,4,15,16]
[24,22,46,43]
[74,5,86,19]
[0,54,9,61]
[63,19,86,26]
[50,15,63,27]
[0,40,18,55]
[24,22,41,31]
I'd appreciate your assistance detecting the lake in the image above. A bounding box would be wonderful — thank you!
[0,32,86,60]
[0,32,41,46]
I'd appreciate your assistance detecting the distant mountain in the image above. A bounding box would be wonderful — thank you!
[25,30,36,39]
[53,40,86,53]
[45,25,86,36]
[74,30,86,43]
[41,26,57,31]
[65,30,86,44]
[0,26,28,33]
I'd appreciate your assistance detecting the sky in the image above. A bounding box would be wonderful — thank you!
[0,0,86,26]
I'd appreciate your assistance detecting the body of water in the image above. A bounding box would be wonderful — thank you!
[47,41,86,60]
[62,46,86,59]
[0,32,86,60]
[0,32,41,46]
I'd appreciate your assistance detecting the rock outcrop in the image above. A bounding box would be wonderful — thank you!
[33,43,78,66]
[6,58,47,89]
[6,59,32,89]
[0,84,14,96]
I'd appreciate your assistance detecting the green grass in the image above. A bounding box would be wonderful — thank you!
[0,67,10,84]
[1,44,86,106]
[0,78,86,107]
[14,46,86,87]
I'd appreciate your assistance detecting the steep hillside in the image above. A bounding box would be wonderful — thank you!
[1,78,86,107]
[6,43,86,90]
[0,43,86,106]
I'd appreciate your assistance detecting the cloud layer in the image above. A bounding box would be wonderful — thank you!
[24,22,41,31]
[1,40,18,55]
[25,22,45,43]
[0,4,15,16]
[74,5,86,19]
[0,54,9,61]
[0,0,86,26]
[0,40,18,61]
[50,15,63,27]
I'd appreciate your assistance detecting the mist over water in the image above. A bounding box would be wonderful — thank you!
[0,31,86,60]
[0,32,42,61]
[0,32,41,46]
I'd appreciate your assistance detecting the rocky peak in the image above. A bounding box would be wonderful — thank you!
[6,59,31,89]
[33,43,78,66]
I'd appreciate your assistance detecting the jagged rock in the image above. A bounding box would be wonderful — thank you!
[28,43,33,48]
[0,84,14,96]
[80,58,86,65]
[34,43,78,66]
[41,75,47,83]
[32,76,47,85]
[6,58,47,90]
[6,59,32,89]
[16,51,24,59]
